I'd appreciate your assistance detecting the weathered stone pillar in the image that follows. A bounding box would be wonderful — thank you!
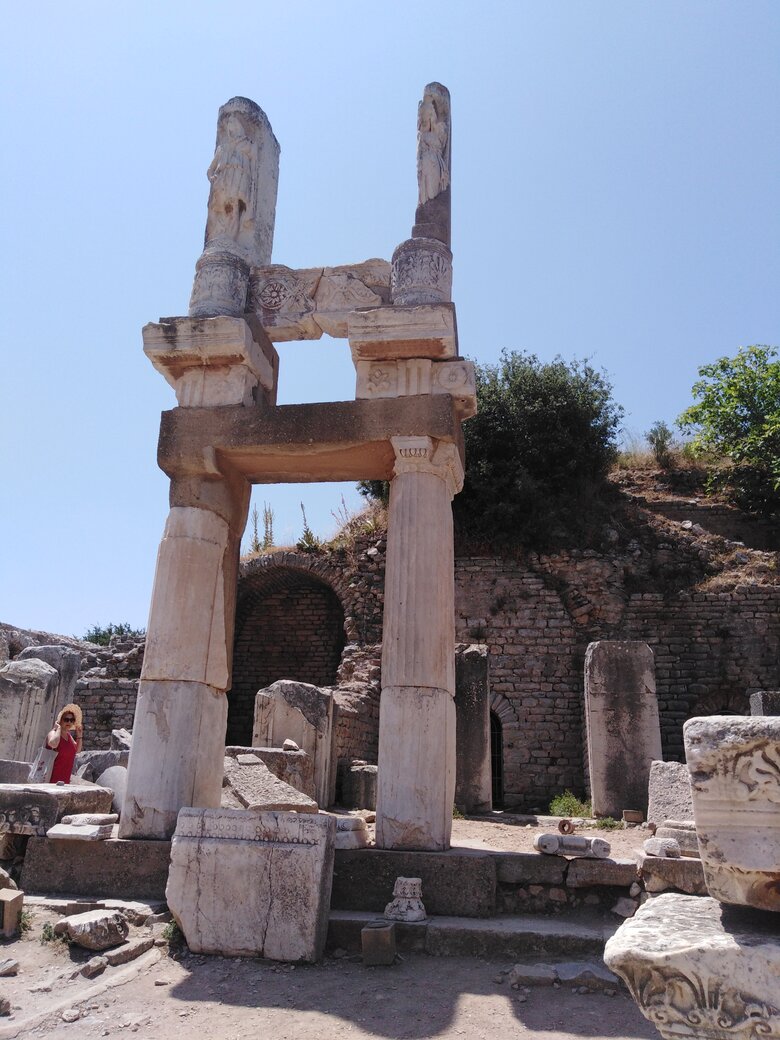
[375,436,463,851]
[119,474,250,839]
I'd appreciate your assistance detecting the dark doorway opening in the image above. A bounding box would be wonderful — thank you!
[490,710,504,809]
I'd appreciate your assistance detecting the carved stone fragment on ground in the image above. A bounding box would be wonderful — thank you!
[55,909,128,950]
[384,876,427,922]
[222,755,318,813]
[533,833,611,859]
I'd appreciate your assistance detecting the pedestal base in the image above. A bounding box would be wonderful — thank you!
[604,893,780,1038]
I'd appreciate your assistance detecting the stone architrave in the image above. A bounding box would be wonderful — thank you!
[684,715,780,911]
[190,98,280,318]
[166,808,336,961]
[0,659,59,763]
[647,760,694,826]
[355,358,476,420]
[120,476,250,841]
[252,680,337,808]
[583,641,661,819]
[749,690,780,715]
[454,644,491,814]
[375,437,463,851]
[604,893,780,1039]
[348,303,457,363]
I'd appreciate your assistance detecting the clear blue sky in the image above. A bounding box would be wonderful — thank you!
[1,2,778,636]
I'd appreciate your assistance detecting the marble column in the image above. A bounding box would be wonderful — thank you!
[375,436,463,851]
[119,474,250,840]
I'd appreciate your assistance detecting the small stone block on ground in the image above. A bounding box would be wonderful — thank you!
[58,909,129,950]
[104,936,155,966]
[0,889,23,936]
[635,849,706,894]
[47,823,114,841]
[166,808,336,962]
[361,921,396,966]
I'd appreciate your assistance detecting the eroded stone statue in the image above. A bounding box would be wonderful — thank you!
[417,86,450,206]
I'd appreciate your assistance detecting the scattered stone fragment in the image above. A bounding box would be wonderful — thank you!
[508,964,557,987]
[61,1008,80,1022]
[0,868,17,892]
[611,896,639,918]
[555,961,621,992]
[0,997,10,1016]
[283,739,300,751]
[643,836,681,858]
[0,960,19,977]
[534,833,611,858]
[60,814,119,827]
[47,823,114,841]
[104,937,154,966]
[384,877,426,922]
[81,956,108,978]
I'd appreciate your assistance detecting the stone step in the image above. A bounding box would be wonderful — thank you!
[327,909,618,961]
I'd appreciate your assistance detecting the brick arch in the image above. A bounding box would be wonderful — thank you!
[227,554,349,745]
[490,690,520,730]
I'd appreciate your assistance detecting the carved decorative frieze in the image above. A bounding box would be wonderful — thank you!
[355,358,475,417]
[391,237,452,306]
[605,893,780,1039]
[684,715,780,911]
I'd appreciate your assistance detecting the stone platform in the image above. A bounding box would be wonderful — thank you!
[20,837,171,900]
[604,893,780,1039]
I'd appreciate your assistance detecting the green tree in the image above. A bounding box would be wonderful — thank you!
[82,622,145,646]
[678,345,780,515]
[361,350,623,547]
[646,420,675,468]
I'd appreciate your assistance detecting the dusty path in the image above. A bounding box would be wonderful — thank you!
[12,947,656,1040]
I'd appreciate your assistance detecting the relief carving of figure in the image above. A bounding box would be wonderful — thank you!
[206,113,255,245]
[417,92,450,205]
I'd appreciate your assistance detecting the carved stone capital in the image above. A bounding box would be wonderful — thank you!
[390,436,463,496]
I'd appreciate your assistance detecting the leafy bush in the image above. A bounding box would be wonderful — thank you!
[594,816,621,830]
[646,421,675,468]
[82,622,145,646]
[678,345,780,516]
[549,790,592,817]
[454,351,623,546]
[359,350,623,548]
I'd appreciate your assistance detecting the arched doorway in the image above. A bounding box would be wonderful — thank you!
[490,710,504,809]
[228,561,347,745]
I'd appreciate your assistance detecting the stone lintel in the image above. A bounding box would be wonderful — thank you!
[157,396,464,484]
[143,316,278,407]
[348,304,457,362]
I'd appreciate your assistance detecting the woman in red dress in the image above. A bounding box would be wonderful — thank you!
[46,703,83,784]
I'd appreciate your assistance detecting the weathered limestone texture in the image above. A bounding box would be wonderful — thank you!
[121,481,249,840]
[342,762,378,810]
[16,646,81,717]
[533,834,611,859]
[225,746,315,800]
[584,641,661,818]
[376,437,463,852]
[348,304,457,363]
[684,715,780,911]
[635,849,706,895]
[222,754,317,812]
[333,814,370,850]
[0,659,59,762]
[604,893,780,1039]
[454,644,491,814]
[190,98,279,318]
[647,759,694,825]
[54,910,128,950]
[253,680,336,807]
[384,876,427,922]
[0,784,113,836]
[166,808,336,961]
[355,358,476,419]
[655,819,699,857]
[0,890,23,937]
[750,690,780,715]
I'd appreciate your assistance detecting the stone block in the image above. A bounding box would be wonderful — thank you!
[749,690,780,715]
[584,641,662,818]
[94,766,127,815]
[341,763,377,811]
[566,857,638,889]
[0,890,23,936]
[104,936,155,966]
[47,823,113,840]
[56,909,128,950]
[110,729,132,751]
[253,681,336,807]
[454,644,491,814]
[331,848,496,918]
[635,850,707,895]
[222,755,317,812]
[534,834,611,859]
[655,820,699,856]
[0,761,32,784]
[684,715,780,911]
[604,893,780,1039]
[361,921,396,966]
[348,303,457,362]
[74,750,129,783]
[21,837,171,900]
[16,646,81,716]
[647,760,693,825]
[166,808,336,961]
[0,784,113,836]
[333,815,369,850]
[0,659,59,763]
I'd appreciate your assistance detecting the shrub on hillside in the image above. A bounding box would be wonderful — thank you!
[82,622,145,646]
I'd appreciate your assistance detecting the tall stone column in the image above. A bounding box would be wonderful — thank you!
[375,436,463,851]
[119,473,250,840]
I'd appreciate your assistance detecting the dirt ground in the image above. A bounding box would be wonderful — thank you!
[449,815,647,860]
[1,912,656,1040]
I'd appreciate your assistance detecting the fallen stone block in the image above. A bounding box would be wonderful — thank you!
[73,750,129,783]
[104,936,155,966]
[94,766,127,815]
[81,956,108,978]
[534,833,610,859]
[61,813,119,826]
[0,889,23,936]
[333,815,369,850]
[635,849,706,895]
[56,909,128,950]
[0,959,19,977]
[47,823,113,841]
[0,784,113,836]
[555,960,620,991]
[643,836,680,858]
[222,756,318,813]
[225,747,315,800]
[166,808,336,961]
[655,820,698,857]
[361,920,396,966]
[508,963,557,987]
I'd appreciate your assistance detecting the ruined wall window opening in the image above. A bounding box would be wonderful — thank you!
[490,710,504,809]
